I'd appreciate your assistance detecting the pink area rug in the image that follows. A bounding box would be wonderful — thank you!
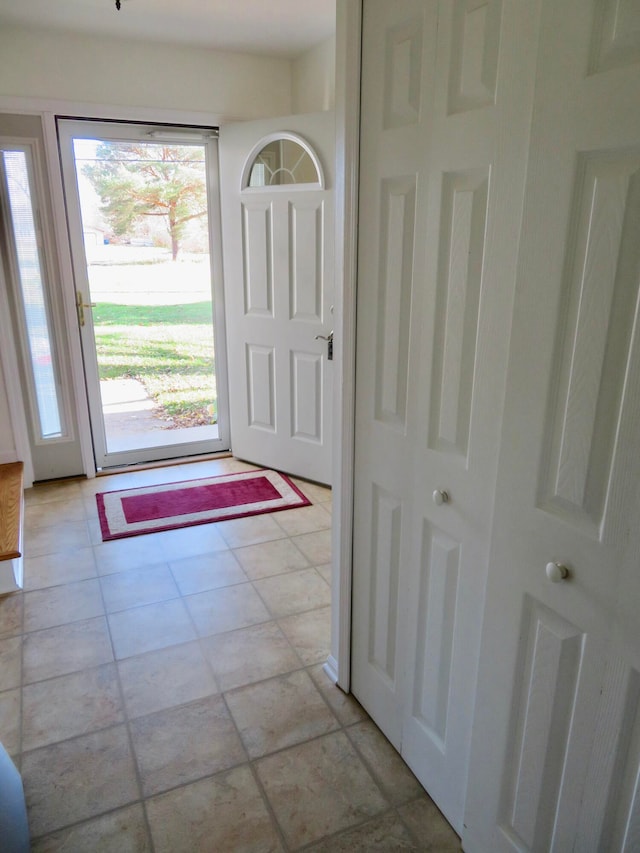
[96,469,310,541]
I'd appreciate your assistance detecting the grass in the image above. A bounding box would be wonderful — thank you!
[94,302,212,326]
[93,301,217,426]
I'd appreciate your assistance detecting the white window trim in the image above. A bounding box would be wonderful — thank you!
[0,138,75,446]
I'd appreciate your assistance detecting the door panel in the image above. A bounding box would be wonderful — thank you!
[464,0,640,849]
[246,344,275,431]
[219,113,334,484]
[58,120,230,469]
[352,0,541,832]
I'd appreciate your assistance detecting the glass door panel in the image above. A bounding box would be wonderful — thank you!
[0,148,63,440]
[58,120,229,469]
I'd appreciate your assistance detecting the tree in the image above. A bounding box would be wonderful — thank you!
[83,142,207,260]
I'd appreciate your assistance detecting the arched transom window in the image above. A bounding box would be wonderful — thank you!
[243,133,324,189]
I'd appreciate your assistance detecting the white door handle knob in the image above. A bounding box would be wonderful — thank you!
[432,489,449,506]
[546,562,569,583]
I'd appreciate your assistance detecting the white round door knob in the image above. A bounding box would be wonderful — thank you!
[546,561,569,583]
[432,489,450,506]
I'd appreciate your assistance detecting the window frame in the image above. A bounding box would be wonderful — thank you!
[241,132,325,191]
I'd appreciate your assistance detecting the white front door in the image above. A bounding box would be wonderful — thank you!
[219,113,334,484]
[463,0,640,849]
[351,0,539,833]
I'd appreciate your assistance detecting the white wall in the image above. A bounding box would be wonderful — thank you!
[0,24,293,118]
[292,36,336,114]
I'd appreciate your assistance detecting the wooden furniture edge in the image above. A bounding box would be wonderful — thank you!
[0,462,24,562]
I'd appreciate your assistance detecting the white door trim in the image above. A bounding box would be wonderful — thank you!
[328,0,362,691]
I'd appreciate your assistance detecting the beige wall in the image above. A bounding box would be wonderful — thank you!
[0,24,293,118]
[292,36,336,114]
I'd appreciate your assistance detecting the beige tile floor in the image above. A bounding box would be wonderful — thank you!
[0,457,461,851]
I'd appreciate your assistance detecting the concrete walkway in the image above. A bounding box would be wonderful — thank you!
[101,378,168,435]
[100,378,218,453]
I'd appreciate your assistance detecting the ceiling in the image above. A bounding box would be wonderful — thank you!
[0,0,336,58]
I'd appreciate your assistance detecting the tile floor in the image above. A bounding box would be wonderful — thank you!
[0,456,461,851]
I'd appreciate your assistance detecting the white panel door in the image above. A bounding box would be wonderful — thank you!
[464,1,640,850]
[219,113,334,484]
[351,0,540,833]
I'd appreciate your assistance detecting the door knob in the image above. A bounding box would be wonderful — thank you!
[432,489,449,506]
[315,331,333,361]
[546,562,569,583]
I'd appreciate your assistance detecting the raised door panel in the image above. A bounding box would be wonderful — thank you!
[383,17,424,130]
[590,0,640,74]
[246,344,276,432]
[242,201,274,316]
[288,198,323,323]
[500,601,584,851]
[428,168,489,458]
[368,485,404,686]
[410,522,460,747]
[575,659,640,850]
[374,177,416,431]
[539,151,640,544]
[290,350,322,444]
[448,0,502,114]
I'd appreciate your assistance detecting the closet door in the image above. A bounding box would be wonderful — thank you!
[464,0,640,849]
[351,0,540,832]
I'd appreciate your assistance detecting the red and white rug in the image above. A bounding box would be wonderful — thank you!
[96,469,311,541]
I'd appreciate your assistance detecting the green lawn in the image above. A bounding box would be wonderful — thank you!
[93,301,217,427]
